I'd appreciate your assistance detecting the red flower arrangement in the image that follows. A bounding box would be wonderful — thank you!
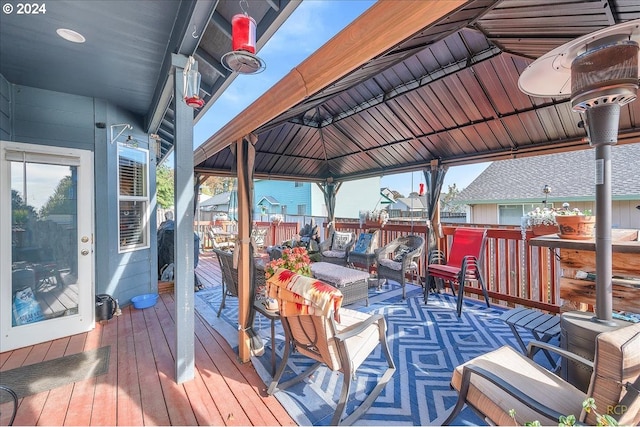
[264,246,312,279]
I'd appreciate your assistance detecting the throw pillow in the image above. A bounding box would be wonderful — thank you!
[394,244,412,262]
[351,233,374,254]
[331,231,352,251]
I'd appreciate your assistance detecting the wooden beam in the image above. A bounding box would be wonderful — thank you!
[236,137,252,362]
[194,0,469,165]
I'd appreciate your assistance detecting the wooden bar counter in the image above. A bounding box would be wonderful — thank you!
[529,229,640,313]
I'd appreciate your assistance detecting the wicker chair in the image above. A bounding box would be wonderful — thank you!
[444,322,640,426]
[375,235,424,300]
[318,230,356,265]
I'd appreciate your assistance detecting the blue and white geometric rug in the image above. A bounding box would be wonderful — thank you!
[195,282,552,426]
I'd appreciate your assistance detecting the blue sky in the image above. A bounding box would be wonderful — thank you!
[194,0,490,196]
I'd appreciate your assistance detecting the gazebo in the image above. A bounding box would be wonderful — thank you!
[193,1,640,360]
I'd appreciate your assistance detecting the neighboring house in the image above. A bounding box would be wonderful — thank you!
[457,143,640,229]
[388,194,467,222]
[254,177,381,219]
[198,192,231,221]
[390,195,427,215]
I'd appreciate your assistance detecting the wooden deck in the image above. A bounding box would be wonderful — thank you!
[0,253,295,426]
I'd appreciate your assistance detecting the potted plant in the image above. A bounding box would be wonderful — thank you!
[555,203,595,240]
[522,207,559,236]
[270,214,283,226]
[359,209,389,228]
[522,204,595,239]
[264,246,312,279]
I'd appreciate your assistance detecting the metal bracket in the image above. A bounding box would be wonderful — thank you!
[110,123,133,144]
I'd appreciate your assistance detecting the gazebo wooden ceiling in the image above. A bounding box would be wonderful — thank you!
[194,0,640,182]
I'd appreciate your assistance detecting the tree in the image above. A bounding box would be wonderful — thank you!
[440,183,465,213]
[156,164,174,208]
[202,176,235,194]
[12,189,38,224]
[40,175,74,217]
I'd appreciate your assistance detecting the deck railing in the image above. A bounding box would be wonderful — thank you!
[195,219,560,313]
[196,220,300,249]
[334,220,560,313]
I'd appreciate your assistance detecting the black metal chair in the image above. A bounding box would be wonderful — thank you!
[213,248,267,317]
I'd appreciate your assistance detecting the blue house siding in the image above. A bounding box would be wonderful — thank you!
[254,180,311,216]
[0,74,11,140]
[255,177,382,219]
[94,100,158,304]
[5,81,157,305]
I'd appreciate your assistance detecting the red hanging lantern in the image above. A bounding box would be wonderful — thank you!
[232,14,256,54]
[419,183,425,196]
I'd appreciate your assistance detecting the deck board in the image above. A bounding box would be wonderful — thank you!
[115,308,144,426]
[0,253,295,426]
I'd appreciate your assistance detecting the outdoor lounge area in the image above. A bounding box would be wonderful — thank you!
[0,252,550,426]
[3,1,640,426]
[3,239,640,426]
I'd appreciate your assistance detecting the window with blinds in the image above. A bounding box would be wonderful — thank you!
[118,144,149,252]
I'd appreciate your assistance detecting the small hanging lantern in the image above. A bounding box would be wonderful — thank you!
[221,0,265,74]
[419,183,425,196]
[183,56,204,108]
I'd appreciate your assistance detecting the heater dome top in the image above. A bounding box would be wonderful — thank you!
[518,19,640,98]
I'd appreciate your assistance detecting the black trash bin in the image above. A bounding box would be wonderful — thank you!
[95,294,116,321]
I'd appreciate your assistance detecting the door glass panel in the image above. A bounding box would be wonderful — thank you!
[11,161,78,326]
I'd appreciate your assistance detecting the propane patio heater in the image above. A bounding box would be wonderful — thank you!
[519,19,639,391]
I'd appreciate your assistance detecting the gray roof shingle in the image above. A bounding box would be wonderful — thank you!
[457,143,640,204]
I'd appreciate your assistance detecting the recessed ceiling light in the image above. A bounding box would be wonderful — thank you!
[56,28,86,43]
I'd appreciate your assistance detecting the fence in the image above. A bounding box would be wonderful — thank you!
[333,220,560,313]
[195,217,560,313]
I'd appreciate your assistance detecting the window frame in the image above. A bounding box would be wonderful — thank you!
[497,202,554,225]
[117,143,150,253]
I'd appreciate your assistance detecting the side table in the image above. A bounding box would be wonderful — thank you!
[348,252,376,272]
[348,252,386,290]
[500,307,561,370]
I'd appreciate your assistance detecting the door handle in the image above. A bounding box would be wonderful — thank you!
[81,249,89,256]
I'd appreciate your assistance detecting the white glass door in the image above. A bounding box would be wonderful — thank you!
[1,141,94,352]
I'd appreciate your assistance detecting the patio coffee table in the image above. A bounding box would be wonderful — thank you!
[310,262,370,306]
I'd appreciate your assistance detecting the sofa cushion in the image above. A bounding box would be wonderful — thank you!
[322,249,346,259]
[394,244,412,261]
[331,231,353,251]
[351,233,375,254]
